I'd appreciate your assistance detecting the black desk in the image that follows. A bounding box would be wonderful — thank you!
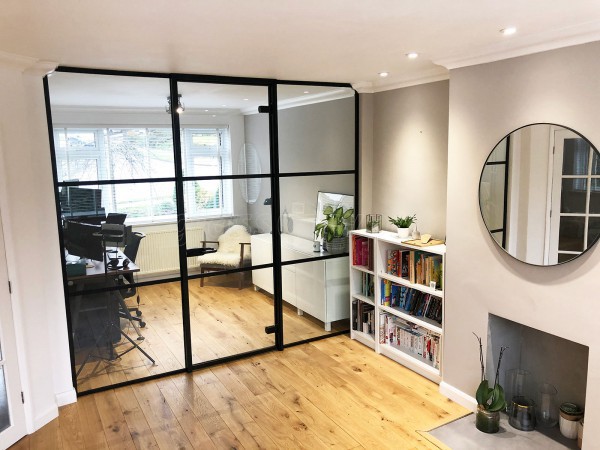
[67,251,153,376]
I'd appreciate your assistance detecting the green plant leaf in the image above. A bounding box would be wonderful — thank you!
[488,385,506,412]
[342,208,354,219]
[323,205,334,215]
[333,207,343,220]
[475,379,490,406]
[335,224,344,237]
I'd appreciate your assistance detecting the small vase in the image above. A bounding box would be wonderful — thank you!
[476,405,500,434]
[397,227,410,238]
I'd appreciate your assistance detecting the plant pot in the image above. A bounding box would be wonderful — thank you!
[323,236,348,253]
[476,405,500,434]
[397,227,410,238]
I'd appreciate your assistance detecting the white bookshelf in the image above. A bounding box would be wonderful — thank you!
[349,229,445,383]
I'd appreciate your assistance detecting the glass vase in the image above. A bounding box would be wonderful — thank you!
[476,405,500,434]
[537,383,558,428]
[366,214,381,233]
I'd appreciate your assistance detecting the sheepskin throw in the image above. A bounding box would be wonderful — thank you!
[197,225,252,267]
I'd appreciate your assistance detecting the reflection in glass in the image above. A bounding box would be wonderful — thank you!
[559,217,585,252]
[479,123,600,265]
[562,139,589,175]
[588,217,600,248]
[561,179,587,213]
[191,268,276,364]
[0,367,9,433]
[278,85,355,173]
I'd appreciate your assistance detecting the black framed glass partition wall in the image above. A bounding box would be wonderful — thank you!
[47,72,185,393]
[276,84,357,344]
[45,68,357,395]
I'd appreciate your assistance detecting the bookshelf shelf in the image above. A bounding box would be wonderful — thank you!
[349,229,446,384]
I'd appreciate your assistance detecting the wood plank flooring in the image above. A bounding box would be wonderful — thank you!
[11,336,468,449]
[75,275,346,392]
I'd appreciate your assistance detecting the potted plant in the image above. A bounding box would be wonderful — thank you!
[389,214,416,238]
[474,333,508,433]
[315,205,354,253]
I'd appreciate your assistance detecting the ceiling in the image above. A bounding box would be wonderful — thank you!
[2,0,600,91]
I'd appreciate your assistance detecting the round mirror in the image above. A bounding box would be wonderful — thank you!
[479,123,600,265]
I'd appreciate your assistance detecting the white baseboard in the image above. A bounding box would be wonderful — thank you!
[55,388,77,407]
[439,381,477,412]
[32,404,58,432]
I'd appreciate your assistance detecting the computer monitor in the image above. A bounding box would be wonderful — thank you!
[63,220,104,261]
[61,187,103,215]
[105,213,127,225]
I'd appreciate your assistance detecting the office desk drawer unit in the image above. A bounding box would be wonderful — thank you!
[251,233,350,331]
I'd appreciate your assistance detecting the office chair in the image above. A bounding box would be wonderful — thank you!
[197,225,251,289]
[119,232,146,338]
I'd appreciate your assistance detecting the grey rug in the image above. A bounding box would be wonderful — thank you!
[424,413,578,449]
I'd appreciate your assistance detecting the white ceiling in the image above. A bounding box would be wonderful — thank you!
[1,0,600,90]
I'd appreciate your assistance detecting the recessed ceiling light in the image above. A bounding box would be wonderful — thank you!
[221,104,227,107]
[500,27,517,36]
[243,98,249,101]
[204,109,209,112]
[212,114,216,118]
[303,91,310,94]
[379,72,389,78]
[406,52,419,59]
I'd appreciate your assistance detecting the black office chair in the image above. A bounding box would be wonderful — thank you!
[119,232,146,332]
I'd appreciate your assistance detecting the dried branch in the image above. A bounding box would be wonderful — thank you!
[473,332,484,382]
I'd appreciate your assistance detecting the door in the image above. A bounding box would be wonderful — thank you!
[174,80,277,364]
[0,211,26,448]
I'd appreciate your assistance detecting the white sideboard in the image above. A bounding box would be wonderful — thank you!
[251,233,350,331]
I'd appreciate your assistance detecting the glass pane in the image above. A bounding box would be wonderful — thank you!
[562,138,589,175]
[590,179,600,214]
[278,85,355,173]
[588,217,600,248]
[488,138,507,162]
[592,150,600,176]
[480,164,506,231]
[0,367,9,433]
[283,260,350,345]
[60,182,180,279]
[48,72,175,182]
[190,268,275,364]
[279,174,355,262]
[184,178,272,277]
[561,179,587,213]
[558,216,585,252]
[491,231,504,247]
[558,253,578,264]
[177,82,270,177]
[70,281,183,393]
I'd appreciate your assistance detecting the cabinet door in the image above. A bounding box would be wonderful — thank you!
[295,260,325,321]
[250,235,273,294]
[324,257,350,322]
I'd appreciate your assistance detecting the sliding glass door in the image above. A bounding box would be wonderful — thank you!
[45,69,356,394]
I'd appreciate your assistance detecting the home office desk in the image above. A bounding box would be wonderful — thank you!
[67,251,154,377]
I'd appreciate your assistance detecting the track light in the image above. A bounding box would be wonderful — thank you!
[166,94,185,114]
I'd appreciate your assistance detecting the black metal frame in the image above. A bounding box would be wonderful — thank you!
[44,66,358,395]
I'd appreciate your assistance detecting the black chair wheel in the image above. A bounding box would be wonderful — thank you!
[136,310,142,317]
[140,321,146,328]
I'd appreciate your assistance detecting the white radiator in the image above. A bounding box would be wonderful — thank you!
[135,226,205,275]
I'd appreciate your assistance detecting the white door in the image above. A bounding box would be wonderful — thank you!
[0,210,26,448]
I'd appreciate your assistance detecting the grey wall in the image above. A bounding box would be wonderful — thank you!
[245,96,356,239]
[372,81,449,239]
[359,93,374,228]
[444,41,600,444]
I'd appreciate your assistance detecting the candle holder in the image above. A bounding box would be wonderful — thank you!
[366,214,381,233]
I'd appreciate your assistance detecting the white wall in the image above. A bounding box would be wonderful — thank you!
[444,41,600,447]
[0,57,74,433]
[372,81,449,239]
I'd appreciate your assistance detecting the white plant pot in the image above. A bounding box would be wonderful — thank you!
[397,227,410,238]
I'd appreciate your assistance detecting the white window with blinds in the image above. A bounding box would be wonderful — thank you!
[54,126,233,222]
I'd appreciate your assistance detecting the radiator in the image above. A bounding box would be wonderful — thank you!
[135,226,205,275]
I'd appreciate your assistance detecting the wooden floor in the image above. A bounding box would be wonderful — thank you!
[11,335,468,449]
[75,275,346,392]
